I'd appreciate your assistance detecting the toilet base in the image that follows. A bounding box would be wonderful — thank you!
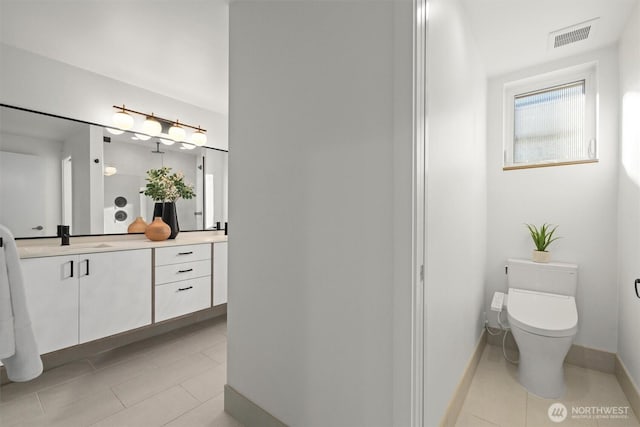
[510,326,574,399]
[518,353,566,399]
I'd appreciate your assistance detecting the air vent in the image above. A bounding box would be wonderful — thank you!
[555,26,590,47]
[548,18,599,50]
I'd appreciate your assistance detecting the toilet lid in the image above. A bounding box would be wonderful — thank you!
[507,288,578,337]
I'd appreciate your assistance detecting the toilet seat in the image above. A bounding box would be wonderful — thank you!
[507,288,578,338]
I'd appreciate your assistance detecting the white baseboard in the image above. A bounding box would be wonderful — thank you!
[616,356,640,420]
[440,330,487,427]
[224,384,288,427]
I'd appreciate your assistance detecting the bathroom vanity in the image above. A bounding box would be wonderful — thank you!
[15,233,228,360]
[0,104,230,382]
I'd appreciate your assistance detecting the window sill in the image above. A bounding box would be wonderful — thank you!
[503,159,599,171]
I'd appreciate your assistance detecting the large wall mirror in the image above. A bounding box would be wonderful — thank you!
[0,104,228,238]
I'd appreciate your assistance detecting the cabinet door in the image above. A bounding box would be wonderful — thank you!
[79,250,151,343]
[21,256,79,354]
[213,242,228,306]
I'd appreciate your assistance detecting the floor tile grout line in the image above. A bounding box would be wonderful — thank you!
[178,383,200,402]
[82,388,129,426]
[114,364,206,409]
[160,389,226,427]
[109,384,127,410]
[524,390,528,427]
[34,390,45,417]
[0,361,96,404]
[200,349,225,366]
[470,412,501,426]
[86,357,98,371]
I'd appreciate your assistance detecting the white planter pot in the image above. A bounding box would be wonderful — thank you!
[532,250,550,263]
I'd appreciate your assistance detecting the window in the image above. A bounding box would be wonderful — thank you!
[503,65,597,170]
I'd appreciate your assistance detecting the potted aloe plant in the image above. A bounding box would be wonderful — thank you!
[525,223,560,263]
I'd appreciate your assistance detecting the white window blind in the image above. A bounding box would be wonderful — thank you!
[513,80,589,164]
[503,64,598,170]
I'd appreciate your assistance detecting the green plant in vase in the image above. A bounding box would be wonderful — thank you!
[144,167,195,239]
[525,223,560,263]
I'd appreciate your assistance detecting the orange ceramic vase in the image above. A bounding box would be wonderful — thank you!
[127,216,148,233]
[145,217,171,241]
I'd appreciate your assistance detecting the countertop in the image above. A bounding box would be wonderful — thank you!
[16,231,228,259]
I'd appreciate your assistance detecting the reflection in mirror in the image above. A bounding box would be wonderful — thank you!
[102,132,203,234]
[0,105,228,238]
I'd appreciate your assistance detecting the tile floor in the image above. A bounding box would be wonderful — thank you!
[456,344,640,427]
[0,316,243,427]
[4,321,638,427]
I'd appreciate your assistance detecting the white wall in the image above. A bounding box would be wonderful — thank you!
[227,1,413,426]
[486,47,620,352]
[617,1,640,386]
[424,0,488,424]
[62,126,104,235]
[0,43,228,150]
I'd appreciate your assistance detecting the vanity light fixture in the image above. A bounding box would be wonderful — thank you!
[180,143,196,150]
[104,166,118,176]
[168,120,186,142]
[112,105,134,130]
[111,105,207,145]
[159,138,175,146]
[142,114,162,137]
[191,126,207,146]
[134,133,151,141]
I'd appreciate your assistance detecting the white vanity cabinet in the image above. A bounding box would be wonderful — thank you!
[21,255,79,354]
[154,244,212,322]
[20,249,152,354]
[213,242,228,306]
[78,250,151,343]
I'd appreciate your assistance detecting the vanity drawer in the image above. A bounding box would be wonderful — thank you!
[155,259,211,285]
[155,276,211,322]
[155,244,211,266]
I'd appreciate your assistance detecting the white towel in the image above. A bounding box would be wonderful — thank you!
[0,225,43,382]
[0,240,15,358]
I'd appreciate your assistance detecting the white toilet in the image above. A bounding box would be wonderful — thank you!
[506,258,578,399]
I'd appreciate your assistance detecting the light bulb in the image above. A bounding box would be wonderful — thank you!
[168,121,186,141]
[134,133,151,141]
[180,143,196,150]
[106,128,124,135]
[142,116,162,136]
[104,166,117,176]
[112,108,134,130]
[159,138,175,146]
[190,128,207,146]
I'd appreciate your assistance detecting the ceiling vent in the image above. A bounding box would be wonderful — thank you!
[548,18,599,49]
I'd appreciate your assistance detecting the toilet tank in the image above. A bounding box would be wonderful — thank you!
[507,258,578,296]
